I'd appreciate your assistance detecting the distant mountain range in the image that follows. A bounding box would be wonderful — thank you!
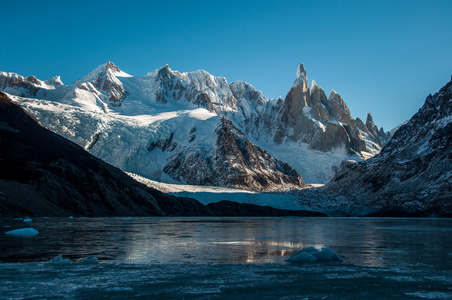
[0,62,390,190]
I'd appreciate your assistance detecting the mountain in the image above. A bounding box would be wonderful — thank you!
[0,62,389,187]
[0,91,325,218]
[0,91,213,217]
[321,80,452,217]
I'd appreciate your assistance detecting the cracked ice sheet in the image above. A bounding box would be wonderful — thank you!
[0,263,451,299]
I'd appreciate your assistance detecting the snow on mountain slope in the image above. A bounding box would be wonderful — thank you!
[1,61,389,186]
[321,80,452,216]
[10,92,303,191]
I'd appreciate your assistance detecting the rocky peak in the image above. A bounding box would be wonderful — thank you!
[0,72,40,97]
[229,81,266,107]
[366,112,374,126]
[366,113,378,134]
[292,63,309,94]
[309,80,329,120]
[156,64,173,81]
[323,80,452,216]
[278,64,311,130]
[297,63,307,79]
[154,65,188,104]
[25,75,41,85]
[87,62,127,107]
[105,61,121,73]
[44,76,63,86]
[327,90,351,117]
[274,63,381,155]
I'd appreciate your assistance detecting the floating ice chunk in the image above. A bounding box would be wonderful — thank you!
[49,255,71,264]
[288,247,343,263]
[288,251,317,263]
[80,256,99,264]
[5,228,39,236]
[23,218,33,222]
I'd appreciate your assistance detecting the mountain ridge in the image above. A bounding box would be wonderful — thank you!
[0,61,391,187]
[319,80,452,216]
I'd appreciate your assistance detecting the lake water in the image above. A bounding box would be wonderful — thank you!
[1,217,451,299]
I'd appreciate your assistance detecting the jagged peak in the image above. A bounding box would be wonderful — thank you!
[297,63,306,79]
[328,90,345,102]
[44,75,63,86]
[75,62,130,85]
[105,61,120,73]
[230,80,256,90]
[366,112,374,124]
[329,89,338,97]
[0,72,44,86]
[160,64,171,71]
[310,80,325,94]
[25,75,40,85]
[292,63,309,92]
[328,90,351,115]
[153,64,184,79]
[311,80,317,88]
[156,64,176,81]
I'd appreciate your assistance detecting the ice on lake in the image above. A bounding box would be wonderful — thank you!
[0,217,451,299]
[4,227,39,236]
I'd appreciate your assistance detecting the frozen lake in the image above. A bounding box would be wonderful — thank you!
[1,217,451,299]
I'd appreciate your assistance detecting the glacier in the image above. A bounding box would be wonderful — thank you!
[0,61,390,189]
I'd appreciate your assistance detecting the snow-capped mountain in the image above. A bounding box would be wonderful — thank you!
[322,80,452,216]
[0,61,389,188]
[274,64,390,155]
[0,91,214,217]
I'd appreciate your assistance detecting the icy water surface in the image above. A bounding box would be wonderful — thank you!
[1,217,451,299]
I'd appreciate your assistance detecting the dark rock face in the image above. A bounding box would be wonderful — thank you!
[92,62,127,107]
[323,81,452,216]
[274,64,386,154]
[0,91,211,217]
[0,73,40,97]
[163,117,305,191]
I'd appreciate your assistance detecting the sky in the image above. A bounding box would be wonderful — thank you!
[1,0,451,131]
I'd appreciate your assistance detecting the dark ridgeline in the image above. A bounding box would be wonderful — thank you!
[0,91,214,217]
[322,80,452,217]
[0,91,320,217]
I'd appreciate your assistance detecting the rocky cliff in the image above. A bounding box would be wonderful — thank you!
[322,80,452,216]
[275,64,388,154]
[163,117,305,191]
[0,91,212,217]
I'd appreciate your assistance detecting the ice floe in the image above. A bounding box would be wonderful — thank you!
[287,247,343,263]
[49,255,71,264]
[4,228,39,236]
[80,256,99,264]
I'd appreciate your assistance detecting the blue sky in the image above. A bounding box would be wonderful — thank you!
[1,0,451,130]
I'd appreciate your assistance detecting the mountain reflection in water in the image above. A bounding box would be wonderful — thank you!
[0,217,451,269]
